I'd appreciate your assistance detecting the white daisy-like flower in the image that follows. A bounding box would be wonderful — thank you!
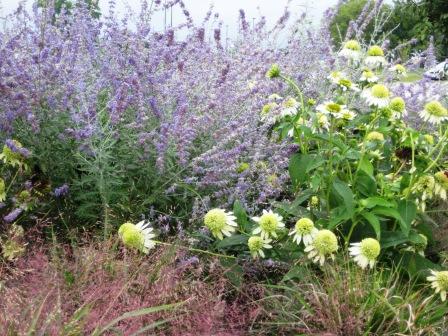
[304,229,338,266]
[336,109,357,121]
[364,45,387,69]
[280,97,300,117]
[316,113,330,130]
[419,101,448,125]
[339,40,362,61]
[327,71,345,84]
[361,84,391,108]
[389,97,407,118]
[427,270,448,301]
[118,220,156,254]
[252,209,285,239]
[289,218,318,246]
[389,64,406,76]
[204,208,237,240]
[337,78,360,92]
[349,238,381,269]
[248,236,272,259]
[359,69,379,83]
[434,171,448,200]
[316,101,349,117]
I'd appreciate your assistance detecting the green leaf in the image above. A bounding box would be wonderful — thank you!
[282,265,307,282]
[397,200,417,235]
[220,258,244,287]
[360,211,381,239]
[328,206,352,230]
[215,235,248,249]
[358,155,374,176]
[361,197,395,209]
[289,153,309,187]
[381,231,426,249]
[355,170,377,197]
[332,180,355,215]
[233,201,249,232]
[394,251,441,279]
[372,206,409,236]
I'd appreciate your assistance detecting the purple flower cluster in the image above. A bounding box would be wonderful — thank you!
[53,184,69,198]
[5,139,31,158]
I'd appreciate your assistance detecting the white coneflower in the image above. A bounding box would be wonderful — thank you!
[118,221,156,254]
[248,236,272,259]
[304,229,338,266]
[252,210,285,239]
[349,238,381,269]
[337,78,360,92]
[359,69,378,83]
[204,208,237,240]
[364,45,387,69]
[339,40,362,61]
[419,101,448,125]
[337,109,357,121]
[389,97,407,118]
[427,270,448,301]
[361,84,390,108]
[327,71,345,84]
[434,171,448,200]
[289,218,318,246]
[389,64,406,76]
[280,97,300,117]
[316,113,330,130]
[316,101,349,118]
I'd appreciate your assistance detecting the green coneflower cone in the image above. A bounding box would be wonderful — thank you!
[390,97,406,113]
[248,235,272,259]
[204,208,237,240]
[366,131,385,142]
[420,101,448,124]
[118,221,156,254]
[367,45,384,56]
[304,229,338,265]
[252,210,284,239]
[289,218,318,246]
[266,64,280,79]
[427,270,448,301]
[349,238,381,269]
[345,40,361,51]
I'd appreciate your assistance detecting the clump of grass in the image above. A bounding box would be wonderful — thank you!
[0,238,261,335]
[256,257,448,335]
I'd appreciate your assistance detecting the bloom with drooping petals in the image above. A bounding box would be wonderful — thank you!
[204,208,237,240]
[427,270,448,301]
[360,69,378,83]
[118,220,156,254]
[252,209,284,239]
[327,71,345,84]
[364,45,387,69]
[389,64,406,76]
[361,84,390,108]
[419,101,448,125]
[304,229,338,265]
[248,236,272,259]
[349,238,381,269]
[434,171,448,200]
[289,218,318,246]
[389,97,407,117]
[339,40,362,61]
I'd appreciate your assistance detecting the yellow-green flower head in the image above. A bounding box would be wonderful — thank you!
[316,101,349,117]
[415,233,428,254]
[310,196,319,207]
[289,218,318,246]
[435,171,448,200]
[360,69,379,83]
[261,102,276,117]
[237,162,250,173]
[252,209,285,239]
[304,229,338,265]
[362,84,390,108]
[17,190,31,203]
[390,64,406,75]
[307,98,316,106]
[420,101,448,124]
[0,177,5,202]
[280,97,300,118]
[118,220,156,254]
[339,40,362,60]
[248,236,272,259]
[338,110,357,121]
[427,270,448,301]
[367,45,384,57]
[366,131,385,142]
[423,134,434,145]
[345,40,361,51]
[389,97,406,114]
[266,64,280,79]
[316,113,330,129]
[327,71,345,84]
[338,78,352,90]
[365,46,387,69]
[204,208,237,240]
[349,238,381,269]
